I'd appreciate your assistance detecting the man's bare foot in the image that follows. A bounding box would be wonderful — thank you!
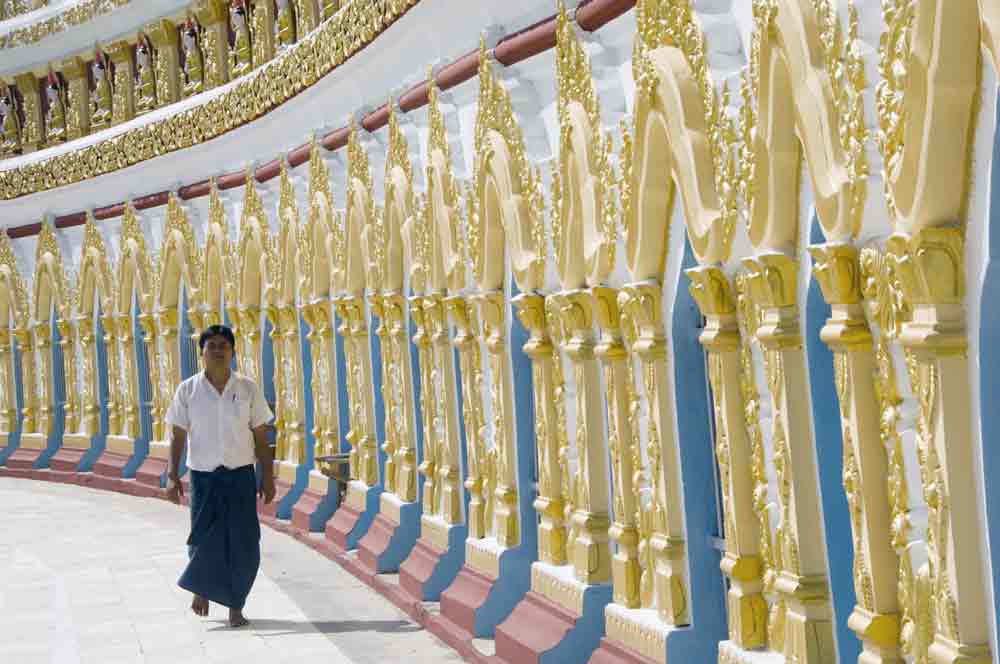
[229,609,249,628]
[191,594,208,617]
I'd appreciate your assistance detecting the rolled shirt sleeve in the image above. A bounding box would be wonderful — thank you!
[250,383,274,429]
[165,382,190,431]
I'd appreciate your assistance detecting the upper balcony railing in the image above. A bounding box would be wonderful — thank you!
[0,0,341,161]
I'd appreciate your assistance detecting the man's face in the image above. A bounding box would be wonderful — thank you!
[201,335,234,370]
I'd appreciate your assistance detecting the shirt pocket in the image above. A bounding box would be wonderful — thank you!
[227,393,252,429]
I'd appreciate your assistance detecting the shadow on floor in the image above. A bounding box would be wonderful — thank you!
[207,618,422,635]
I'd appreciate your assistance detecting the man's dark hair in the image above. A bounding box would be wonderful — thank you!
[198,324,236,351]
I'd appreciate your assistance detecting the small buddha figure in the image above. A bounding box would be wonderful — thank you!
[230,0,253,77]
[45,72,67,144]
[134,35,157,115]
[181,19,205,97]
[0,90,21,155]
[274,0,296,51]
[90,50,113,130]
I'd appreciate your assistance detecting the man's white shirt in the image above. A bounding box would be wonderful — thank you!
[165,371,274,472]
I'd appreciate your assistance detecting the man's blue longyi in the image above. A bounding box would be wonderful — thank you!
[179,465,261,610]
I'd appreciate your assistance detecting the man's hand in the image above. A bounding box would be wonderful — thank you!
[166,476,184,505]
[259,474,276,504]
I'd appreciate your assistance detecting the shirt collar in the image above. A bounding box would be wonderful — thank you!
[200,369,237,395]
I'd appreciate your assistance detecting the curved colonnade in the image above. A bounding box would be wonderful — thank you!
[1,1,999,663]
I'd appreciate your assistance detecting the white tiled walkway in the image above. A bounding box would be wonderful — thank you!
[0,478,462,664]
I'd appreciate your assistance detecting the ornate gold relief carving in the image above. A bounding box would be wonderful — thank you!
[425,71,466,294]
[876,0,980,236]
[551,2,616,288]
[630,0,738,266]
[336,125,379,490]
[471,39,545,292]
[446,294,487,538]
[0,232,29,435]
[32,222,70,437]
[746,0,868,245]
[75,216,115,437]
[1,0,421,200]
[810,242,905,661]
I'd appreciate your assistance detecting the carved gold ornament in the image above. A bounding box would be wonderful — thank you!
[551,1,616,288]
[0,0,136,50]
[0,0,422,201]
[470,39,546,291]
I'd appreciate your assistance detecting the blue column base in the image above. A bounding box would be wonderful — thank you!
[541,583,612,664]
[472,546,534,637]
[344,484,383,550]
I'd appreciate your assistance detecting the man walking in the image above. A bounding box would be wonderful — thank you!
[164,324,276,627]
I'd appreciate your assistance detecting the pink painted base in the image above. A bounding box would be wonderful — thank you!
[356,513,397,574]
[495,591,579,664]
[92,450,130,479]
[257,478,292,519]
[439,564,496,637]
[290,487,327,531]
[4,448,43,471]
[134,456,167,488]
[588,637,660,664]
[325,501,363,551]
[48,448,86,473]
[399,539,445,602]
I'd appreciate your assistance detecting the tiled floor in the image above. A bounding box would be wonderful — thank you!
[0,478,463,664]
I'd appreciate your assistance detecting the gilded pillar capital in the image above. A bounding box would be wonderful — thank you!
[591,286,627,360]
[477,290,506,351]
[886,227,966,355]
[686,266,739,352]
[743,253,799,348]
[551,289,594,360]
[512,292,552,359]
[157,306,179,333]
[809,243,872,350]
[618,283,665,359]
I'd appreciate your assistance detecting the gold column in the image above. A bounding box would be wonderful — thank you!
[192,1,229,90]
[810,244,903,662]
[147,19,182,106]
[60,57,90,140]
[513,292,567,566]
[137,313,160,440]
[446,295,486,538]
[886,229,992,663]
[477,290,519,548]
[383,293,417,502]
[265,305,286,464]
[592,287,642,608]
[102,314,122,438]
[425,294,463,525]
[14,327,36,435]
[14,73,42,153]
[549,289,611,585]
[151,307,180,446]
[304,302,339,473]
[334,295,377,487]
[34,322,53,436]
[742,253,834,661]
[251,0,277,69]
[687,267,768,649]
[237,306,262,385]
[369,294,395,493]
[106,41,135,126]
[0,329,14,434]
[57,318,77,433]
[77,317,101,436]
[617,283,689,626]
[412,295,436,511]
[293,0,319,35]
